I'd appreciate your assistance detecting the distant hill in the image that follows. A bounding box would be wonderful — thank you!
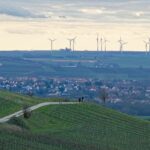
[0,91,149,150]
[1,51,150,79]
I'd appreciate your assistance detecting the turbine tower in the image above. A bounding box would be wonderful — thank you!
[148,38,150,52]
[96,34,99,51]
[49,38,56,51]
[144,40,148,53]
[68,39,73,50]
[104,38,109,52]
[72,37,77,51]
[100,37,103,51]
[118,37,127,52]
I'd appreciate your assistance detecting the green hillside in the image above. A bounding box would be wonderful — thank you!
[0,96,150,150]
[139,116,150,121]
[0,90,65,117]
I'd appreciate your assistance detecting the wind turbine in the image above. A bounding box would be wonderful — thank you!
[49,38,56,51]
[96,34,99,51]
[100,37,103,51]
[68,38,73,50]
[104,38,109,52]
[147,38,150,52]
[144,40,148,53]
[72,37,77,51]
[118,37,127,52]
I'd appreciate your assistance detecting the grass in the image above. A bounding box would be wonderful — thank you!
[0,90,68,117]
[139,116,150,121]
[0,100,149,150]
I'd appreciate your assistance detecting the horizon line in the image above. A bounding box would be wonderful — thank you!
[0,49,149,53]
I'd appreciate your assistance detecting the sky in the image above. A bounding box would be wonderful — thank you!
[0,0,150,51]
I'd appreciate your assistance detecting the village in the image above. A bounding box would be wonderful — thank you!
[0,77,150,105]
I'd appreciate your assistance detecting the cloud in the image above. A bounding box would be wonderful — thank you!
[0,0,150,23]
[6,28,46,35]
[0,1,47,18]
[0,6,33,18]
[1,0,150,51]
[134,11,144,17]
[79,8,104,15]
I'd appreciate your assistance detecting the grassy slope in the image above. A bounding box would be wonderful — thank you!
[0,90,66,117]
[139,116,150,121]
[0,102,150,150]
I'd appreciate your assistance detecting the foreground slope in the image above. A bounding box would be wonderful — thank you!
[0,90,66,117]
[0,101,150,150]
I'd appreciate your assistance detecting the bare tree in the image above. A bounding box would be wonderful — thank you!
[27,91,33,97]
[100,88,108,106]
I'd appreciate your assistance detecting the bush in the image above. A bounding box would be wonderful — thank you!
[23,105,32,119]
[7,117,29,129]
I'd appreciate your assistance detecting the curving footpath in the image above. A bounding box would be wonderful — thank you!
[0,102,79,123]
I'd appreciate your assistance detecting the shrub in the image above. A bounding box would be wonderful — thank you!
[23,105,32,119]
[7,117,29,129]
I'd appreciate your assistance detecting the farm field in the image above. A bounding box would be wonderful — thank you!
[1,51,150,79]
[0,51,150,80]
[0,92,149,150]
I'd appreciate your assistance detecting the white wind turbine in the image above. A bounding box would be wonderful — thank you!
[118,37,127,52]
[49,38,56,51]
[72,37,77,51]
[100,37,103,51]
[104,37,109,52]
[143,40,148,53]
[147,38,150,52]
[96,34,99,51]
[68,38,73,50]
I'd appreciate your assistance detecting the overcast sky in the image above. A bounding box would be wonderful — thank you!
[0,0,150,51]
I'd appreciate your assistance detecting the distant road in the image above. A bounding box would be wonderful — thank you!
[0,102,79,123]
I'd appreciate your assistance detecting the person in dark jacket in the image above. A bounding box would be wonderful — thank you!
[81,97,84,102]
[78,98,81,102]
